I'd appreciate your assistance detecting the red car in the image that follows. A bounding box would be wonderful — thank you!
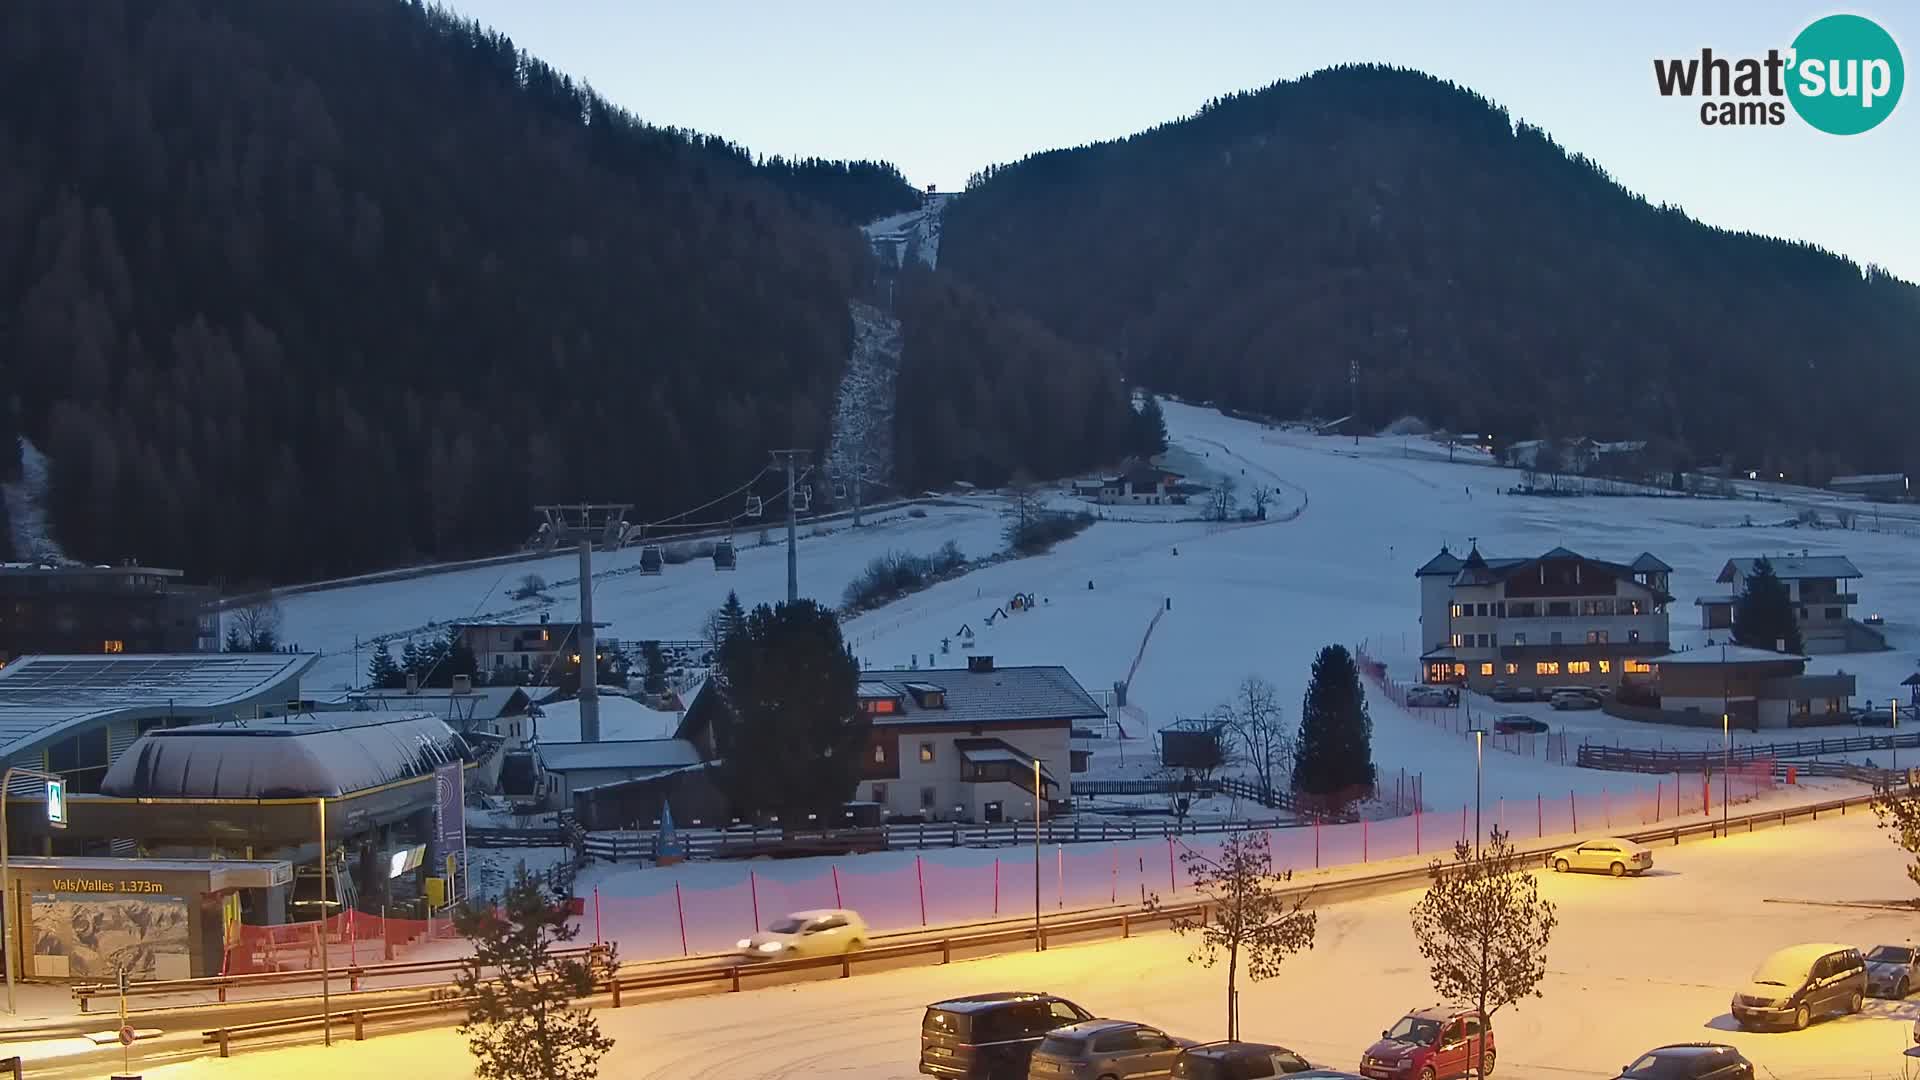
[1359,1006,1494,1080]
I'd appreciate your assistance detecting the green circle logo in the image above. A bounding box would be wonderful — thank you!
[1787,14,1904,134]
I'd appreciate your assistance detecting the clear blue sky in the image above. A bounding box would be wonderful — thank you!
[448,1,1917,281]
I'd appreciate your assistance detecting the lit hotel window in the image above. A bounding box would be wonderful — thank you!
[103,639,125,654]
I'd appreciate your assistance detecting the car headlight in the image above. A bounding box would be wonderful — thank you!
[758,941,784,953]
[737,938,752,950]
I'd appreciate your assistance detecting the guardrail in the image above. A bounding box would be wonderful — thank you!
[1582,729,1920,767]
[197,790,1879,1058]
[72,945,601,1014]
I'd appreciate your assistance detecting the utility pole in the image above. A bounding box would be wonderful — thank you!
[1350,357,1359,447]
[578,541,599,742]
[770,450,809,603]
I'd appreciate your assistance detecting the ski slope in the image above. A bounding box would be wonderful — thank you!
[144,814,1920,1080]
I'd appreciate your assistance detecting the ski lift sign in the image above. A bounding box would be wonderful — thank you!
[46,777,67,829]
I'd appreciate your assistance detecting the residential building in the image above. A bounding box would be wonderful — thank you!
[1415,544,1672,690]
[0,563,216,663]
[536,738,703,805]
[1828,473,1908,500]
[1648,644,1855,729]
[452,616,609,678]
[1699,555,1885,654]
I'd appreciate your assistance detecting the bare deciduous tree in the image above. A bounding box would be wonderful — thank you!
[512,573,547,600]
[1249,485,1273,519]
[1152,830,1316,1040]
[1207,475,1238,521]
[229,593,283,652]
[1217,676,1292,799]
[1870,781,1920,895]
[1408,827,1557,1078]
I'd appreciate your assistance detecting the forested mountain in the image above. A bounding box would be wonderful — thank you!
[942,65,1920,479]
[757,157,920,225]
[0,0,905,583]
[892,265,1149,490]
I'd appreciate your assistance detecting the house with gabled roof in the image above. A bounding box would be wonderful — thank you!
[1416,542,1673,690]
[1698,554,1887,653]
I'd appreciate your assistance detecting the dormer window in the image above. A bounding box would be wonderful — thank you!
[904,682,947,709]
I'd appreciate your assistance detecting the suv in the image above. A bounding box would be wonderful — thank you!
[1486,683,1535,703]
[1731,943,1866,1030]
[1173,1041,1316,1079]
[1029,1020,1194,1079]
[1406,686,1456,708]
[921,992,1094,1079]
[1360,1007,1493,1080]
[1616,1043,1754,1079]
[1549,690,1601,711]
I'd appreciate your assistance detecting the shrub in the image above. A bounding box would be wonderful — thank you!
[1006,510,1095,554]
[908,507,928,518]
[842,542,968,611]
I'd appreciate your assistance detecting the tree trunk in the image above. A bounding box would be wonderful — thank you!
[1226,941,1239,1041]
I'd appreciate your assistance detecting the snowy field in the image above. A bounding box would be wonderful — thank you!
[148,814,1920,1080]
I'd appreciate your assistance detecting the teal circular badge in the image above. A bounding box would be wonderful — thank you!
[1787,14,1904,135]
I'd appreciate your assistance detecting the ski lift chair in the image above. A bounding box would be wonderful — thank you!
[639,544,663,574]
[792,487,811,512]
[712,539,737,570]
[745,495,764,518]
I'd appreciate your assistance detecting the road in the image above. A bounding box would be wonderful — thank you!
[101,812,1920,1079]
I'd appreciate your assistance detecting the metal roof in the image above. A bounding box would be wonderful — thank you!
[349,685,532,721]
[1717,556,1862,583]
[538,738,700,773]
[1414,547,1464,577]
[1649,645,1809,665]
[0,652,316,760]
[852,665,1106,727]
[100,711,467,798]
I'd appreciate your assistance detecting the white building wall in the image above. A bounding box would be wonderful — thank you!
[860,725,1072,821]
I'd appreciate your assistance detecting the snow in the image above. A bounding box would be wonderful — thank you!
[144,814,1920,1079]
[2,436,64,561]
[533,693,681,743]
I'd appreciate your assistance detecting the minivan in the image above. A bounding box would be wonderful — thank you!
[1731,943,1866,1030]
[921,992,1094,1079]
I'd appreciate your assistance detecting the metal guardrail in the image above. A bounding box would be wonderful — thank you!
[195,791,1879,1058]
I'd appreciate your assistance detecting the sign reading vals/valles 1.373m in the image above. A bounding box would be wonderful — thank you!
[48,878,168,894]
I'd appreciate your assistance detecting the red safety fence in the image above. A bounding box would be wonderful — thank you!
[226,908,459,976]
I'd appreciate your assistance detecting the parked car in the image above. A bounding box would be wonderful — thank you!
[1549,690,1602,711]
[1486,683,1535,703]
[1359,1006,1493,1080]
[1029,1020,1195,1079]
[1615,1043,1754,1079]
[736,909,869,961]
[1864,944,1920,998]
[1172,1041,1316,1079]
[1406,686,1455,708]
[1855,706,1897,727]
[921,992,1095,1079]
[1494,715,1549,735]
[1546,838,1653,877]
[1731,943,1866,1031]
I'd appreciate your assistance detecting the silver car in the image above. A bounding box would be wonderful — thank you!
[1865,944,1919,998]
[1029,1020,1194,1080]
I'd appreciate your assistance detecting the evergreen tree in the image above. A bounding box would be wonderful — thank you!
[400,638,422,680]
[640,640,669,696]
[223,626,245,653]
[1294,644,1376,803]
[1135,395,1170,455]
[442,626,480,687]
[368,642,403,689]
[452,867,618,1080]
[1732,557,1804,654]
[711,599,865,820]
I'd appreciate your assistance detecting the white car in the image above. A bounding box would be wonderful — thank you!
[1546,838,1653,877]
[736,908,870,961]
[1406,686,1456,707]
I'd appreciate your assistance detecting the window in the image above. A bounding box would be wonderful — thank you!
[1624,660,1652,674]
[1550,631,1562,645]
[1628,629,1640,643]
[1794,699,1812,718]
[1586,630,1608,644]
[1476,603,1489,617]
[1049,1001,1083,1025]
[872,743,887,764]
[1451,603,1464,618]
[1494,603,1507,618]
[1598,660,1612,674]
[1513,633,1526,646]
[868,698,897,714]
[102,639,124,654]
[872,782,888,803]
[541,628,551,642]
[1480,663,1494,677]
[1825,607,1842,619]
[1451,634,1464,648]
[1092,1031,1132,1054]
[1508,602,1537,618]
[1566,660,1592,675]
[1581,599,1610,616]
[919,743,935,764]
[1826,698,1844,715]
[1623,600,1645,616]
[920,786,937,808]
[1504,662,1519,676]
[1548,601,1572,617]
[1452,663,1465,676]
[1535,661,1560,676]
[1476,633,1491,648]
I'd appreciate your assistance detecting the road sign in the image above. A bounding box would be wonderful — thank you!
[117,1026,135,1046]
[46,778,66,829]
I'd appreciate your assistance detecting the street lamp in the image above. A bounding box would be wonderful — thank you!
[2,765,64,1014]
[1468,727,1488,853]
[1033,757,1044,953]
[1721,712,1730,836]
[1894,698,1900,777]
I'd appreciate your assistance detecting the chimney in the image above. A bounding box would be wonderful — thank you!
[405,672,420,695]
[452,674,472,695]
[967,655,995,673]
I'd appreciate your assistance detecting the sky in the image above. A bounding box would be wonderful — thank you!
[445,1,1918,281]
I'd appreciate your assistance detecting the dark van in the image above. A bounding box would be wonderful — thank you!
[920,992,1094,1079]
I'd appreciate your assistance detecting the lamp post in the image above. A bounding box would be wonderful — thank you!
[1893,698,1900,777]
[1721,712,1730,835]
[2,765,63,1014]
[1468,727,1487,853]
[1033,757,1043,953]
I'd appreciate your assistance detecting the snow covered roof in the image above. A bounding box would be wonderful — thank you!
[853,665,1106,727]
[954,737,1057,784]
[0,652,316,761]
[1450,548,1672,592]
[1649,645,1809,666]
[1830,473,1905,486]
[537,738,701,774]
[1717,556,1862,583]
[534,694,680,742]
[349,685,532,722]
[99,711,469,799]
[1414,547,1464,577]
[1629,553,1674,574]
